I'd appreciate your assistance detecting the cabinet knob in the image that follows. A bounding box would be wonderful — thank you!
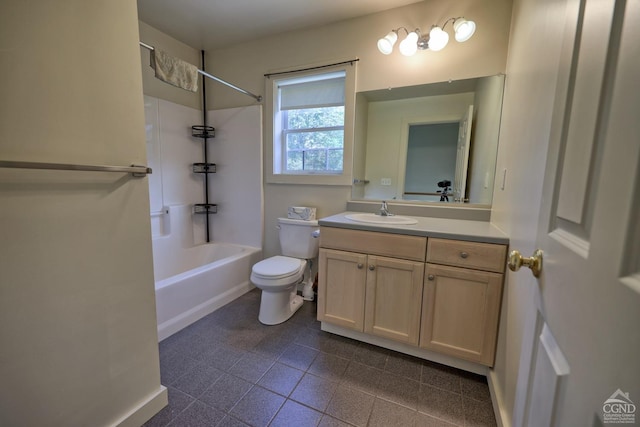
[357,263,364,269]
[427,274,435,281]
[368,265,375,271]
[460,252,469,259]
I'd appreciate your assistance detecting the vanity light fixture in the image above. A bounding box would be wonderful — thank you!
[376,17,476,56]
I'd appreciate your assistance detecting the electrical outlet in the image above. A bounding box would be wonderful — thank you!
[381,178,392,186]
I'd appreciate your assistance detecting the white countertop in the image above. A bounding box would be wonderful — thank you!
[318,212,509,245]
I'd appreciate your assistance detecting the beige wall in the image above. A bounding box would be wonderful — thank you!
[139,21,202,110]
[204,0,512,257]
[1,1,165,425]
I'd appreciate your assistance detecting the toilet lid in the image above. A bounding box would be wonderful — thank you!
[252,256,304,280]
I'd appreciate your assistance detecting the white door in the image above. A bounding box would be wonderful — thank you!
[453,105,473,203]
[499,0,640,425]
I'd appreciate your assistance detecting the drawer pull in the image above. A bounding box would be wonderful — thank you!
[368,265,375,271]
[357,263,364,269]
[460,252,469,259]
[427,274,435,281]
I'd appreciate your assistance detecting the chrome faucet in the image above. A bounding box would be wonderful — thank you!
[379,201,393,216]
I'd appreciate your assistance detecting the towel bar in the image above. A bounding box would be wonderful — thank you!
[0,160,152,177]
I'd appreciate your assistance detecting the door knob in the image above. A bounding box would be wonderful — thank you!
[368,265,375,271]
[507,249,543,277]
[357,263,364,269]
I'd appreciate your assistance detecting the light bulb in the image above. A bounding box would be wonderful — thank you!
[428,26,449,51]
[453,18,476,42]
[399,31,419,56]
[377,31,398,55]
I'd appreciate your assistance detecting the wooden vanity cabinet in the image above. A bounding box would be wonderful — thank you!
[420,238,507,366]
[317,227,426,345]
[318,227,508,367]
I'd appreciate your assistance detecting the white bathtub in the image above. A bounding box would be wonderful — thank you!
[154,242,262,341]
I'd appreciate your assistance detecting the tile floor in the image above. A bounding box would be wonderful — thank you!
[145,289,497,427]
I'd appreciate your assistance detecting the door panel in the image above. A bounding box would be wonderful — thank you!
[364,256,424,345]
[421,264,503,366]
[507,0,640,424]
[317,248,367,331]
[453,105,473,202]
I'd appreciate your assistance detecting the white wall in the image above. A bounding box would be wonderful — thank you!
[144,96,263,249]
[0,1,165,425]
[489,0,569,424]
[208,106,263,248]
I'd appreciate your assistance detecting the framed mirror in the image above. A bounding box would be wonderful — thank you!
[352,74,505,206]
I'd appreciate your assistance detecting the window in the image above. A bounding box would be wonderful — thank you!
[266,65,355,185]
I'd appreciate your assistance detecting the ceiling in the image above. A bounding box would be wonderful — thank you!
[137,0,425,51]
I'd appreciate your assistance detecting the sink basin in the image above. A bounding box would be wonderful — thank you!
[345,213,418,225]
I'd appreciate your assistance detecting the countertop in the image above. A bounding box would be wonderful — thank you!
[318,212,509,245]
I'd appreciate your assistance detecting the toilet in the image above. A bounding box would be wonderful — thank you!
[251,218,320,325]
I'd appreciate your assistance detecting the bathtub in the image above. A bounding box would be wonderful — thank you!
[154,242,262,341]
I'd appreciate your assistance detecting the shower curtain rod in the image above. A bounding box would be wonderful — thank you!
[139,41,262,102]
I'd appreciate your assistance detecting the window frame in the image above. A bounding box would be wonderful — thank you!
[265,63,356,185]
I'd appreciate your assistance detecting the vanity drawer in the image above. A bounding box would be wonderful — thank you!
[427,238,507,273]
[320,227,427,262]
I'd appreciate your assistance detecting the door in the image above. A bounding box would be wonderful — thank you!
[453,105,473,202]
[493,0,640,424]
[421,264,503,366]
[317,248,367,331]
[364,255,424,345]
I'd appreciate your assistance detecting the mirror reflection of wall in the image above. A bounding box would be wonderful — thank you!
[352,74,505,206]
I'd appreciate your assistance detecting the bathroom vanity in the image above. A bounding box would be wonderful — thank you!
[317,212,508,372]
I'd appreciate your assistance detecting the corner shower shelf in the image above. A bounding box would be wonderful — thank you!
[193,204,217,214]
[192,163,216,174]
[191,125,215,139]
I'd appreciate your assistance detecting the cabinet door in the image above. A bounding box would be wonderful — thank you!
[420,263,503,366]
[364,256,424,346]
[317,248,367,331]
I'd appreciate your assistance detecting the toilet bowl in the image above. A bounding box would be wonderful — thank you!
[251,256,306,325]
[251,217,319,325]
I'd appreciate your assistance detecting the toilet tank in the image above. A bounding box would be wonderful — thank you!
[277,218,320,258]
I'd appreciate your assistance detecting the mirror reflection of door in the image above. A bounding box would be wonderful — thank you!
[453,105,474,202]
[403,105,473,202]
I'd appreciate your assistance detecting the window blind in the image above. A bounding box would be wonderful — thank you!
[279,76,345,110]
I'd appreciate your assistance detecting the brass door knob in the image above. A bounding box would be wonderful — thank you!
[508,249,543,277]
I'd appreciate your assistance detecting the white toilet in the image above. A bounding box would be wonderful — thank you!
[251,218,320,325]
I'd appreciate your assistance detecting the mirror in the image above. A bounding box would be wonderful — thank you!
[352,74,505,205]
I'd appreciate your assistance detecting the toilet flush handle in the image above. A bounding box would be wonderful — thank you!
[312,229,320,238]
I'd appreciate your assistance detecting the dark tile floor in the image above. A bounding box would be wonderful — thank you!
[145,289,497,427]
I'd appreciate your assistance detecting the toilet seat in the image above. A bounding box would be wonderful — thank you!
[251,256,306,288]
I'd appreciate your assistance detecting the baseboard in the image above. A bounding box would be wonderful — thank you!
[112,385,168,427]
[487,369,510,427]
[157,281,254,341]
